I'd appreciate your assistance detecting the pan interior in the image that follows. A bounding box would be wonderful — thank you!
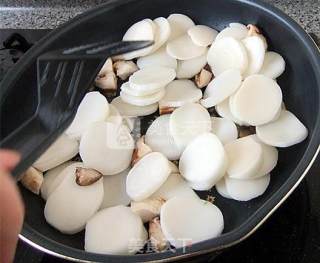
[1,0,319,260]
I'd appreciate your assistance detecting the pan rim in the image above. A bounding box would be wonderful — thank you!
[6,0,320,261]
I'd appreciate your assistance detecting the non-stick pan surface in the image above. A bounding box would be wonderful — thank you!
[1,0,320,262]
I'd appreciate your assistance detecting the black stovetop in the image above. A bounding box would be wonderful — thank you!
[1,29,320,263]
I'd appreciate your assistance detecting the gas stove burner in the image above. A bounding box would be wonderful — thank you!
[0,33,33,82]
[2,33,33,52]
[0,30,50,82]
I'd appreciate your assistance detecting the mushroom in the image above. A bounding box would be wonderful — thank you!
[159,105,176,115]
[114,60,139,80]
[98,58,113,76]
[195,68,213,89]
[75,167,103,186]
[247,24,268,50]
[131,197,165,223]
[20,167,44,195]
[95,71,118,94]
[247,24,261,36]
[238,126,256,138]
[131,136,152,166]
[149,217,168,252]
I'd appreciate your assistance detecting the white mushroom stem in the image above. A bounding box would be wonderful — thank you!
[131,136,152,166]
[149,217,168,252]
[114,60,139,80]
[95,72,117,92]
[20,167,44,194]
[195,68,213,89]
[131,197,165,223]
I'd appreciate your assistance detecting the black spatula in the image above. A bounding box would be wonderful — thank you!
[0,40,153,178]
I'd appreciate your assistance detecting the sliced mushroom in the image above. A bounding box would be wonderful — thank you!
[20,167,43,195]
[159,104,176,115]
[95,71,117,94]
[238,125,256,138]
[149,217,168,252]
[168,161,179,173]
[195,68,213,89]
[75,167,103,186]
[131,136,152,166]
[113,60,138,80]
[247,24,267,50]
[131,197,165,223]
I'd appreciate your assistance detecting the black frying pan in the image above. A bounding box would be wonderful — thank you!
[1,0,320,262]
